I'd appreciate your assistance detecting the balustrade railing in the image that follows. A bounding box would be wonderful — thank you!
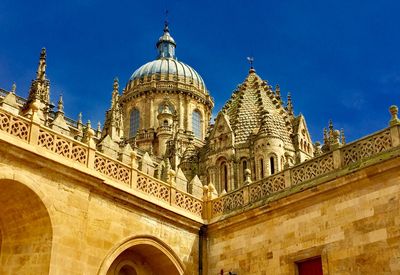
[0,108,203,218]
[0,106,399,220]
[210,127,399,218]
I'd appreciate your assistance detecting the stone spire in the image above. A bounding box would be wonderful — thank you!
[322,120,344,152]
[286,93,294,118]
[25,48,51,107]
[11,83,16,94]
[111,77,119,109]
[102,77,124,141]
[57,95,64,113]
[23,48,51,122]
[275,84,281,102]
[50,94,69,133]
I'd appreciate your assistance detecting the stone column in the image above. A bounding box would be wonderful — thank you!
[184,95,189,130]
[179,94,184,129]
[149,96,154,129]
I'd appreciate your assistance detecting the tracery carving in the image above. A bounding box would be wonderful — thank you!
[291,153,334,185]
[94,154,131,185]
[37,129,88,164]
[136,174,170,202]
[174,191,203,217]
[342,129,392,165]
[0,110,29,141]
[249,172,285,202]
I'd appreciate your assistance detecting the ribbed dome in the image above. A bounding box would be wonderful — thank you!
[130,58,206,91]
[128,23,208,94]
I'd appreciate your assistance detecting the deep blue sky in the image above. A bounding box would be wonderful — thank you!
[1,0,399,142]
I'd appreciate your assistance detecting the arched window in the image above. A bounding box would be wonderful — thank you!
[270,157,275,175]
[242,159,247,181]
[222,162,228,192]
[192,110,202,139]
[260,158,264,179]
[217,159,229,193]
[129,108,140,137]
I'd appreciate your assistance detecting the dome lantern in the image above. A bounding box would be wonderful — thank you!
[156,22,176,59]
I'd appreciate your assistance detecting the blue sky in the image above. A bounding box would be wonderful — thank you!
[1,0,399,142]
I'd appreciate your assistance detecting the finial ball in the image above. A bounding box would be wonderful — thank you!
[389,105,398,116]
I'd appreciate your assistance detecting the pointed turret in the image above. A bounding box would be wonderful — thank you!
[102,78,124,141]
[26,48,50,105]
[57,95,64,113]
[50,94,69,134]
[37,48,47,80]
[11,83,16,94]
[322,120,344,152]
[23,48,51,121]
[286,93,294,118]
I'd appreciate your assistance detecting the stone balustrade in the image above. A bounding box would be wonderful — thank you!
[1,104,399,221]
[208,125,400,218]
[0,107,203,219]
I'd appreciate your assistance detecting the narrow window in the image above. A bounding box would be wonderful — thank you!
[270,157,275,175]
[297,257,323,275]
[129,108,140,137]
[260,158,264,179]
[220,161,229,192]
[192,110,202,139]
[242,160,247,181]
[224,164,228,191]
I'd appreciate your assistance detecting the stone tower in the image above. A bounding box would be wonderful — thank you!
[201,67,314,193]
[119,23,214,169]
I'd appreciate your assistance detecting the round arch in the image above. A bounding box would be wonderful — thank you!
[0,167,53,275]
[98,235,185,275]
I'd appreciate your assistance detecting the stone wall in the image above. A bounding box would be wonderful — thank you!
[0,142,201,275]
[206,157,400,274]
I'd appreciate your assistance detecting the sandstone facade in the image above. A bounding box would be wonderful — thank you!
[1,23,400,275]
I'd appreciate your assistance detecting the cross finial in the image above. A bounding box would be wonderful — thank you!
[247,56,254,68]
[164,9,169,32]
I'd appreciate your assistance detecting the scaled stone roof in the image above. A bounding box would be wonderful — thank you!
[221,69,293,145]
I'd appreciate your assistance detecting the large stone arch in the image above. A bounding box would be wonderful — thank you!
[98,235,185,275]
[0,174,53,274]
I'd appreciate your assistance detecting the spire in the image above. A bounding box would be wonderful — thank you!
[37,48,47,80]
[275,84,281,101]
[11,82,16,94]
[156,20,176,59]
[340,128,346,145]
[111,77,119,109]
[25,48,50,106]
[102,78,124,141]
[78,112,82,125]
[286,93,294,117]
[23,48,51,119]
[57,94,64,113]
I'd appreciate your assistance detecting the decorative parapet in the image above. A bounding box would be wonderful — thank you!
[341,129,392,165]
[291,153,334,185]
[0,110,30,141]
[94,152,131,185]
[0,104,399,221]
[0,107,203,219]
[209,126,399,219]
[38,128,88,164]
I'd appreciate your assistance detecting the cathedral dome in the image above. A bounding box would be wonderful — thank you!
[130,58,206,92]
[125,23,211,99]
